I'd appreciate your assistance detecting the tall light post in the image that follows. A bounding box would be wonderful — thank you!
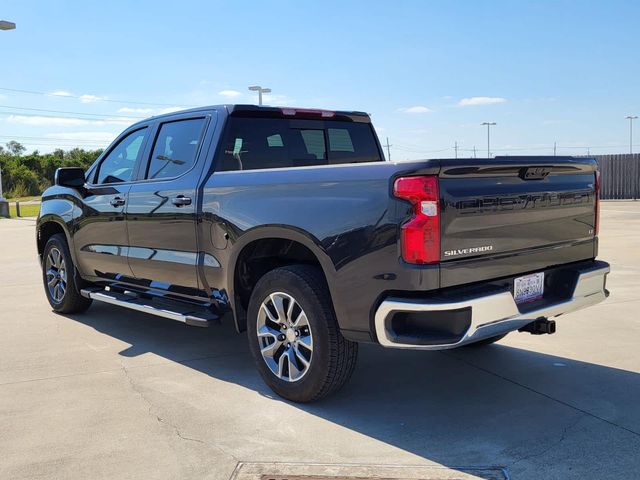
[248,85,271,106]
[0,19,15,216]
[481,122,496,158]
[626,115,638,155]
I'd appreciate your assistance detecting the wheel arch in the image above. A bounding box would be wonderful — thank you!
[227,226,337,333]
[37,215,75,263]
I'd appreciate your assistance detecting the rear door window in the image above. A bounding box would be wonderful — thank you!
[146,118,207,180]
[217,118,382,171]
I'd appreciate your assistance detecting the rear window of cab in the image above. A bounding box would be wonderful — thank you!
[216,117,382,171]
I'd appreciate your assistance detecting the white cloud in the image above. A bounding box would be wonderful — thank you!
[79,94,104,103]
[117,106,185,116]
[5,115,133,127]
[44,131,116,143]
[397,106,432,114]
[218,90,242,98]
[49,90,73,97]
[157,106,186,114]
[48,91,108,103]
[7,115,90,127]
[117,107,155,114]
[458,96,507,107]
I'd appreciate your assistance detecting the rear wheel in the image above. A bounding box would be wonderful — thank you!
[247,265,358,402]
[42,234,92,314]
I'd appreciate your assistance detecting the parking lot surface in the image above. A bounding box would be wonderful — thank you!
[1,203,639,480]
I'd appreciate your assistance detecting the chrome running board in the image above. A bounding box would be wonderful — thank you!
[81,288,219,327]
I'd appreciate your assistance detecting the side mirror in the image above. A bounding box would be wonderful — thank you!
[55,167,85,189]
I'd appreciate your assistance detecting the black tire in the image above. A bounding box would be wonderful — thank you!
[247,265,358,402]
[467,333,508,347]
[42,233,92,314]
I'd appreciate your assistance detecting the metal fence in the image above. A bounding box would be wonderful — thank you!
[595,154,640,200]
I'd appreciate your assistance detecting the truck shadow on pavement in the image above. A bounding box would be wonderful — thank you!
[68,302,640,479]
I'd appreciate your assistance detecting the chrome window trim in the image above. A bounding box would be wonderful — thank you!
[212,159,389,175]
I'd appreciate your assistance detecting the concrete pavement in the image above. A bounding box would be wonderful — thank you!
[1,203,639,479]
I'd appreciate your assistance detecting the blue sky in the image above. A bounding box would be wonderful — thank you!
[1,0,639,159]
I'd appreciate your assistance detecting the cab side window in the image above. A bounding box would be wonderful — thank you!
[95,128,147,184]
[146,118,207,180]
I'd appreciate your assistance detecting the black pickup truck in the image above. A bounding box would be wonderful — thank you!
[37,104,610,402]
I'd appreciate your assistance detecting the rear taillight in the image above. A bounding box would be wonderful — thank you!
[595,170,601,235]
[393,175,440,264]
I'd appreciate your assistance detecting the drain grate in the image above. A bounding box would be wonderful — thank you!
[231,462,508,480]
[262,477,403,480]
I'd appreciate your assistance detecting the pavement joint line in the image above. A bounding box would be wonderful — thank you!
[440,351,640,439]
[0,351,245,388]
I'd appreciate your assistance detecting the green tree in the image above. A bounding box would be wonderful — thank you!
[0,141,103,198]
[6,140,26,156]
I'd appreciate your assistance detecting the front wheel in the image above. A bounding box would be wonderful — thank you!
[247,265,358,402]
[42,233,92,314]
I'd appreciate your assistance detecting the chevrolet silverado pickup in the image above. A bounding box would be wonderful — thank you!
[37,104,610,402]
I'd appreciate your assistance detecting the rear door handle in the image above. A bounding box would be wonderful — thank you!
[172,195,192,207]
[110,196,126,207]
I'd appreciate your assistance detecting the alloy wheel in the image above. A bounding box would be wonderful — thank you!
[45,247,67,303]
[256,292,314,382]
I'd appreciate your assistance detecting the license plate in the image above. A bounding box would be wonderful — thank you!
[514,272,545,304]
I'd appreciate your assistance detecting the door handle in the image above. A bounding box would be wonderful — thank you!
[172,195,192,207]
[110,196,126,207]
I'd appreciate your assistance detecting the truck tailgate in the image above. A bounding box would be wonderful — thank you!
[438,157,598,287]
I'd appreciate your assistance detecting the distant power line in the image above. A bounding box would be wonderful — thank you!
[0,134,109,144]
[0,104,144,119]
[0,111,134,122]
[1,142,106,148]
[0,86,195,107]
[394,144,451,153]
[0,141,108,148]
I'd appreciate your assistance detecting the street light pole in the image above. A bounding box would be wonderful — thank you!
[481,122,496,158]
[0,19,15,216]
[0,165,5,200]
[626,115,638,155]
[248,85,272,106]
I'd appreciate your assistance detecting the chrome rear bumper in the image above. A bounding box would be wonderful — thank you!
[374,262,610,350]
